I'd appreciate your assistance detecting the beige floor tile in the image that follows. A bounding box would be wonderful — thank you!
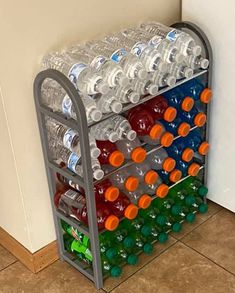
[182,208,235,274]
[111,242,235,293]
[103,236,177,292]
[0,245,16,271]
[0,260,104,293]
[171,200,222,240]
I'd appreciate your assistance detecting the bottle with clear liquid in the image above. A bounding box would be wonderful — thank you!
[184,54,209,70]
[140,22,202,57]
[109,168,139,192]
[90,120,119,143]
[128,161,159,185]
[126,186,152,209]
[109,115,137,141]
[67,44,129,88]
[143,177,169,198]
[86,40,147,80]
[147,148,176,173]
[116,137,146,163]
[42,52,108,95]
[167,63,193,80]
[151,70,176,88]
[96,91,123,114]
[114,85,140,104]
[131,78,159,96]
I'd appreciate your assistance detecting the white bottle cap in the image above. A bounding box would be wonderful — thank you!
[184,68,194,78]
[90,109,102,122]
[127,130,137,141]
[111,101,123,113]
[137,69,148,80]
[192,45,202,57]
[93,169,104,180]
[167,76,176,87]
[175,53,184,64]
[200,58,209,69]
[90,147,101,159]
[129,92,140,104]
[158,62,168,73]
[109,132,119,142]
[148,84,159,95]
[97,82,109,94]
[119,75,130,87]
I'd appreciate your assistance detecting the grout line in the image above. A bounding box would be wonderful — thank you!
[107,240,179,293]
[0,260,18,273]
[180,242,235,278]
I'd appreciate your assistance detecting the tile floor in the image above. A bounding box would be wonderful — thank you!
[0,200,235,293]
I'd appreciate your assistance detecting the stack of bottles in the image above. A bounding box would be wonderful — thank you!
[61,176,208,277]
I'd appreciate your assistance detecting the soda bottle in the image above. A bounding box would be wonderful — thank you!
[182,129,210,156]
[129,231,154,254]
[176,160,201,177]
[126,186,152,209]
[90,119,119,143]
[162,117,191,138]
[54,187,119,231]
[139,205,160,221]
[122,216,145,233]
[96,91,123,114]
[167,138,194,162]
[109,167,139,192]
[96,140,124,168]
[109,115,137,141]
[163,88,195,112]
[128,161,159,185]
[108,192,139,220]
[181,79,212,104]
[102,256,122,277]
[131,78,159,96]
[157,169,182,184]
[155,214,182,233]
[140,222,169,243]
[147,148,176,173]
[116,137,147,163]
[144,177,169,198]
[179,106,207,128]
[184,194,208,214]
[115,85,140,104]
[181,177,208,198]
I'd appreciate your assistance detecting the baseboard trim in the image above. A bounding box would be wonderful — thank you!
[0,227,59,273]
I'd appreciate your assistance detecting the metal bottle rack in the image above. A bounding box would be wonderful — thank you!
[34,22,212,289]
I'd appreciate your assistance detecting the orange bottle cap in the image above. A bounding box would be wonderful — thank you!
[169,169,182,183]
[161,132,174,147]
[163,157,176,172]
[105,215,119,231]
[164,107,177,122]
[109,150,125,167]
[194,112,207,127]
[198,141,210,155]
[104,186,119,202]
[178,122,190,137]
[182,148,194,162]
[200,88,212,104]
[149,124,164,139]
[125,176,139,191]
[131,147,146,163]
[188,163,200,176]
[156,184,169,198]
[138,194,152,209]
[144,170,158,185]
[181,97,194,112]
[124,204,138,220]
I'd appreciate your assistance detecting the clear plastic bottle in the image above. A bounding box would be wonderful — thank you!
[151,70,176,88]
[131,78,159,96]
[184,54,209,70]
[147,148,176,173]
[109,115,136,141]
[90,120,119,143]
[143,177,169,198]
[167,63,193,80]
[81,95,103,122]
[96,91,123,114]
[86,40,147,80]
[109,169,139,192]
[67,44,129,88]
[140,22,202,57]
[42,52,108,95]
[126,186,152,209]
[46,117,100,158]
[128,162,159,185]
[114,85,140,104]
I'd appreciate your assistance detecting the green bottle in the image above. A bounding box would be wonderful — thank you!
[155,214,182,233]
[102,256,122,277]
[182,177,208,198]
[63,233,74,253]
[70,238,93,264]
[129,231,154,254]
[151,197,175,214]
[108,243,138,266]
[185,194,208,214]
[140,223,168,244]
[139,205,160,221]
[122,217,145,232]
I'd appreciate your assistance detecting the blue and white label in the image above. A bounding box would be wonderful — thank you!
[62,95,72,117]
[67,152,80,173]
[166,29,181,42]
[131,42,147,57]
[68,63,87,85]
[63,129,77,150]
[90,55,106,70]
[111,48,127,63]
[149,36,163,47]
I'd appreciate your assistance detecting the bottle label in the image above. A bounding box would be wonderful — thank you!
[63,129,77,150]
[67,153,80,173]
[90,55,106,70]
[63,189,78,201]
[131,42,147,57]
[149,35,163,47]
[111,48,127,63]
[63,189,85,210]
[62,94,72,117]
[166,29,181,42]
[68,63,86,85]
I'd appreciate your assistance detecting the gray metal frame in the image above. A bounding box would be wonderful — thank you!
[33,21,212,289]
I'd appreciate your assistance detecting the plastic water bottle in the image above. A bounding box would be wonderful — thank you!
[143,177,169,198]
[126,187,152,209]
[116,137,146,163]
[90,120,119,143]
[86,40,147,80]
[140,22,202,57]
[128,162,159,185]
[46,117,100,158]
[42,52,108,95]
[167,63,193,80]
[109,168,139,192]
[109,115,137,141]
[67,44,129,88]
[96,92,123,114]
[167,138,195,162]
[151,70,176,88]
[131,78,159,96]
[147,147,176,173]
[184,54,209,70]
[114,85,140,104]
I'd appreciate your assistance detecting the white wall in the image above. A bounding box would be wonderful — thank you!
[182,0,235,212]
[0,0,180,252]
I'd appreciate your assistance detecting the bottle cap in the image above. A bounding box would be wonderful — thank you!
[127,130,137,141]
[200,59,209,70]
[143,243,153,254]
[106,247,117,259]
[163,107,177,122]
[163,157,176,172]
[156,184,169,198]
[90,147,101,159]
[182,148,194,162]
[175,53,184,63]
[167,76,177,87]
[156,215,167,226]
[188,162,200,177]
[124,204,138,219]
[129,92,140,104]
[97,83,109,95]
[186,213,196,223]
[172,222,182,232]
[138,69,148,80]
[125,176,139,191]
[159,61,168,73]
[144,170,158,184]
[198,141,210,155]
[127,254,138,265]
[90,109,102,122]
[138,194,152,209]
[105,215,119,231]
[185,195,196,206]
[158,232,168,243]
[119,75,129,87]
[110,266,122,277]
[150,124,164,139]
[109,132,119,143]
[171,205,181,216]
[111,101,123,114]
[178,122,190,137]
[123,236,135,248]
[181,97,194,112]
[93,169,104,180]
[192,45,202,56]
[141,224,151,237]
[194,112,207,127]
[160,132,174,147]
[184,68,194,79]
[199,203,208,214]
[200,88,212,103]
[198,186,208,197]
[148,84,159,96]
[131,147,147,163]
[105,186,119,202]
[109,150,125,167]
[169,169,182,183]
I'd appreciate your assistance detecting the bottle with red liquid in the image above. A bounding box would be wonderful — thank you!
[96,140,124,168]
[54,187,119,231]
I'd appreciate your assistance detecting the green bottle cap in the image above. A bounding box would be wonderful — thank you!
[199,203,208,214]
[171,205,181,216]
[156,215,167,226]
[172,222,182,232]
[123,236,135,248]
[186,213,196,223]
[127,254,138,265]
[110,266,122,277]
[106,248,117,259]
[143,243,153,254]
[198,186,208,197]
[141,225,151,237]
[157,232,168,243]
[185,195,196,206]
